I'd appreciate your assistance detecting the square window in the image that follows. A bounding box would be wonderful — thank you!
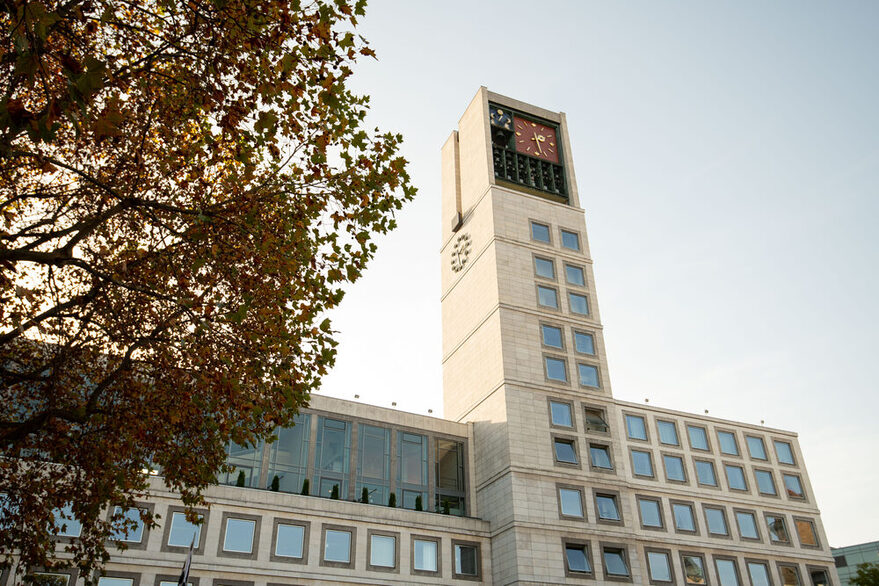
[52,504,82,537]
[695,460,717,487]
[553,438,578,465]
[656,420,679,446]
[323,529,352,564]
[534,256,555,279]
[565,264,585,286]
[584,408,609,433]
[549,400,573,427]
[573,330,595,354]
[766,514,790,544]
[531,221,551,243]
[537,285,559,309]
[715,558,741,586]
[589,444,613,470]
[705,506,729,536]
[735,511,759,540]
[687,425,709,451]
[724,464,748,491]
[638,498,663,528]
[747,561,772,586]
[413,537,438,572]
[647,550,673,582]
[774,440,795,465]
[809,568,830,586]
[755,469,777,495]
[558,487,584,518]
[717,430,739,455]
[663,454,686,482]
[544,356,567,382]
[223,517,256,554]
[454,543,479,577]
[780,565,802,586]
[631,449,654,477]
[275,523,305,559]
[561,229,580,251]
[564,542,592,575]
[681,554,707,584]
[168,511,202,548]
[747,435,767,460]
[783,473,805,499]
[578,363,599,387]
[568,292,589,315]
[602,546,630,577]
[672,503,696,532]
[369,533,396,569]
[795,518,819,547]
[595,494,620,522]
[541,324,563,349]
[110,507,145,543]
[625,414,647,440]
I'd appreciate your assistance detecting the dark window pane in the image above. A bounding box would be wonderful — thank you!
[455,544,478,576]
[810,569,829,586]
[565,545,591,573]
[604,549,629,576]
[436,439,464,491]
[554,439,577,464]
[583,409,608,432]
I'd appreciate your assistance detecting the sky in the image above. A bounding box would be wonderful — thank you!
[317,1,879,547]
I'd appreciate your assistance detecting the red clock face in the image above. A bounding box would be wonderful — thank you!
[513,116,559,163]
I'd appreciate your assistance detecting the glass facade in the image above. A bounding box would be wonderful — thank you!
[267,414,310,493]
[315,417,351,499]
[356,424,391,505]
[398,432,428,509]
[219,439,264,487]
[435,438,466,515]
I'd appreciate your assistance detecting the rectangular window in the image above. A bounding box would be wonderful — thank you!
[631,449,654,477]
[774,440,795,465]
[695,459,717,487]
[531,221,551,243]
[583,407,608,432]
[549,400,573,427]
[602,546,630,578]
[735,511,759,540]
[267,413,310,494]
[369,533,396,569]
[746,435,767,460]
[558,487,584,518]
[625,414,647,440]
[766,514,790,544]
[568,292,589,315]
[324,528,352,563]
[681,554,707,584]
[167,511,201,547]
[809,568,830,586]
[595,494,621,522]
[436,438,466,516]
[537,285,559,309]
[717,430,740,455]
[672,503,696,532]
[573,330,595,354]
[565,264,585,286]
[32,575,70,586]
[275,523,305,559]
[534,256,555,279]
[687,425,709,451]
[715,558,741,586]
[398,432,428,509]
[454,543,479,578]
[663,454,686,482]
[589,444,613,469]
[220,439,264,487]
[780,564,802,585]
[783,473,805,499]
[110,507,145,543]
[541,324,563,348]
[553,438,578,465]
[577,363,599,387]
[97,579,132,586]
[315,417,351,498]
[52,504,82,537]
[724,464,747,491]
[747,561,772,586]
[564,542,592,575]
[357,423,391,506]
[705,506,729,536]
[656,420,679,446]
[796,518,819,547]
[647,550,673,583]
[754,469,777,495]
[545,356,567,382]
[638,497,663,528]
[561,229,580,251]
[413,538,438,572]
[223,517,256,554]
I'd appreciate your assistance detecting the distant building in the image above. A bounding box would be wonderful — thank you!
[832,541,879,585]
[19,89,839,585]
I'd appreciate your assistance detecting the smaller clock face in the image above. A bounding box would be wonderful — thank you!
[490,106,513,131]
[513,116,559,163]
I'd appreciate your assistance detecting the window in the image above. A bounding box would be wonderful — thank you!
[783,473,805,499]
[564,542,592,575]
[549,400,573,427]
[110,507,145,543]
[565,264,585,286]
[561,229,580,250]
[647,550,673,583]
[369,532,396,569]
[631,449,654,477]
[681,553,707,584]
[717,430,740,455]
[724,464,747,491]
[780,564,802,585]
[795,518,819,547]
[602,546,630,578]
[672,503,696,533]
[747,561,772,586]
[541,324,563,348]
[220,438,264,487]
[577,363,599,387]
[398,432,428,509]
[31,575,70,586]
[52,504,82,537]
[357,423,391,506]
[454,542,479,578]
[754,469,777,495]
[97,579,133,586]
[558,487,584,518]
[687,425,709,451]
[589,444,613,470]
[704,506,729,536]
[436,439,466,516]
[167,511,202,548]
[412,537,438,573]
[735,511,759,540]
[531,221,551,243]
[323,528,352,564]
[537,285,559,309]
[625,414,647,440]
[638,497,663,529]
[809,568,830,586]
[568,292,589,315]
[275,523,306,559]
[573,330,595,354]
[715,558,741,586]
[583,407,608,432]
[545,356,567,382]
[315,417,351,499]
[663,454,686,482]
[774,440,795,465]
[267,413,310,493]
[766,514,790,544]
[656,420,679,446]
[746,435,767,460]
[553,437,578,465]
[595,493,621,522]
[222,517,256,554]
[695,460,717,487]
[534,256,555,279]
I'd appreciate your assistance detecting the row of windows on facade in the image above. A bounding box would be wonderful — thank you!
[530,220,581,252]
[554,485,823,549]
[216,414,467,515]
[560,540,832,586]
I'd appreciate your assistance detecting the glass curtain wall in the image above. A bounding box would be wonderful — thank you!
[356,424,391,505]
[435,439,466,515]
[267,414,311,493]
[398,432,428,509]
[219,439,265,487]
[315,417,351,498]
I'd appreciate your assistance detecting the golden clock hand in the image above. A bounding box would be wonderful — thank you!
[533,131,544,155]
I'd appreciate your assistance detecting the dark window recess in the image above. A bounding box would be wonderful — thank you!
[834,556,847,568]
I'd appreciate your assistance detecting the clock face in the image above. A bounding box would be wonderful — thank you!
[451,232,472,273]
[489,106,513,131]
[513,116,559,163]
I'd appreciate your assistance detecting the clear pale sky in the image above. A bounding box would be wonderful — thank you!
[317,1,879,547]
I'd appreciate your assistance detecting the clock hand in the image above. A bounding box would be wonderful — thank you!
[533,131,544,155]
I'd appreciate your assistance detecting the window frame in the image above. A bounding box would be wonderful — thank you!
[694,458,719,488]
[577,361,601,388]
[630,448,655,479]
[217,512,260,559]
[655,419,680,447]
[319,524,356,569]
[564,262,587,287]
[806,566,831,586]
[764,513,792,546]
[451,539,481,581]
[600,542,633,582]
[547,397,575,429]
[723,462,749,492]
[636,496,665,531]
[793,517,820,549]
[588,443,615,473]
[270,518,310,564]
[536,283,560,310]
[160,506,209,555]
[366,529,400,573]
[557,484,586,520]
[716,429,741,457]
[551,434,580,468]
[773,439,797,466]
[107,503,153,550]
[686,424,711,452]
[703,504,731,538]
[572,329,596,355]
[744,559,773,586]
[562,538,595,578]
[644,547,675,584]
[680,551,709,585]
[661,452,688,484]
[567,291,590,316]
[533,254,557,280]
[624,413,649,442]
[530,220,552,244]
[410,534,442,576]
[713,555,743,586]
[540,322,565,350]
[754,467,779,497]
[733,508,761,542]
[594,490,623,525]
[543,354,568,384]
[559,227,581,251]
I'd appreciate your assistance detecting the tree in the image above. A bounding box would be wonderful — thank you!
[0,0,414,578]
[270,475,280,492]
[852,562,879,586]
[360,486,368,504]
[329,484,339,500]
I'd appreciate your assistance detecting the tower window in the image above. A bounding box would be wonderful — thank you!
[537,285,559,309]
[530,221,551,243]
[544,356,568,383]
[560,229,580,251]
[567,292,589,315]
[534,256,555,279]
